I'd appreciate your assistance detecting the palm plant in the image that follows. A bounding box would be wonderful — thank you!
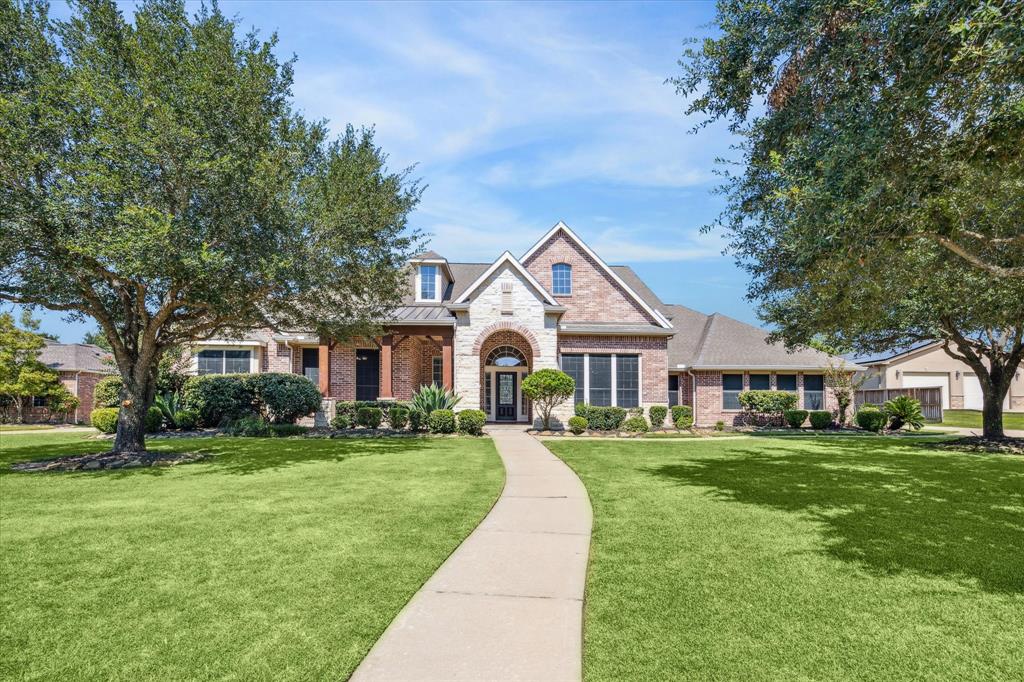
[153,392,182,427]
[883,395,925,431]
[410,384,461,415]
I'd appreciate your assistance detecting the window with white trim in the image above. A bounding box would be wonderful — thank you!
[561,354,585,405]
[419,264,438,301]
[722,373,743,410]
[804,374,824,410]
[776,374,797,392]
[749,373,770,390]
[551,263,572,295]
[197,349,251,375]
[616,355,639,408]
[560,353,640,407]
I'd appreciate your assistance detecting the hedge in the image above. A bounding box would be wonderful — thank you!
[428,409,456,434]
[93,376,122,408]
[738,390,798,414]
[623,415,649,433]
[567,416,588,434]
[575,404,627,431]
[356,406,383,429]
[671,404,693,423]
[648,405,668,428]
[456,409,486,435]
[182,375,255,426]
[90,407,119,434]
[784,409,808,428]
[808,410,833,430]
[247,373,321,423]
[856,406,887,432]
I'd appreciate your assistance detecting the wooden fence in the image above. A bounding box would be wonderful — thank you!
[854,387,944,422]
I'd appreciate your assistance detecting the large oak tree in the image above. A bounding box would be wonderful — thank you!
[1,0,422,452]
[675,0,1023,438]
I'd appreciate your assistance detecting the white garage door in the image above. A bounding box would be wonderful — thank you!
[963,374,1010,411]
[902,372,950,410]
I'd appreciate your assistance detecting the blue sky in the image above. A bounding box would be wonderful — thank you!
[22,0,757,342]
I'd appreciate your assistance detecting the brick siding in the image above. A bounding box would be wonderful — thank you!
[556,335,668,406]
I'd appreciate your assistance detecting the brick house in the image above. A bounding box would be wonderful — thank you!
[188,222,859,427]
[21,342,115,424]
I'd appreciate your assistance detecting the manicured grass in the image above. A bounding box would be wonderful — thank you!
[1,432,503,680]
[547,436,1024,680]
[940,409,1024,430]
[0,424,62,431]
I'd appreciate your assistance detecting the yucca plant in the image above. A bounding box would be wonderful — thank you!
[883,395,924,431]
[410,384,461,415]
[153,392,183,427]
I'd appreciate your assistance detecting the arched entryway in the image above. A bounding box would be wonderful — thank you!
[478,330,534,422]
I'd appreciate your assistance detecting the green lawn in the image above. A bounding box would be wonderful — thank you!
[1,432,503,681]
[547,436,1024,681]
[0,424,62,431]
[939,409,1024,430]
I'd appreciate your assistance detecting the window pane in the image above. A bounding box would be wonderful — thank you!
[668,375,679,407]
[722,373,742,409]
[552,263,572,295]
[197,349,223,375]
[420,265,437,299]
[722,374,743,390]
[804,374,824,391]
[589,354,612,406]
[616,355,639,408]
[749,373,770,390]
[561,354,585,405]
[224,350,251,374]
[432,356,443,386]
[777,374,797,391]
[805,391,824,410]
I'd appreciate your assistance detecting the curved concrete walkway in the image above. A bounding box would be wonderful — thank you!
[351,424,592,681]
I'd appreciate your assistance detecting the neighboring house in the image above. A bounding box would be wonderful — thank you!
[855,342,1024,412]
[24,342,116,424]
[189,222,859,427]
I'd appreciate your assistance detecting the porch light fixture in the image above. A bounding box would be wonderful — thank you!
[955,371,960,379]
[895,370,900,379]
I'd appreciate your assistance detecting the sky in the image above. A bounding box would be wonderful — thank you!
[18,0,758,342]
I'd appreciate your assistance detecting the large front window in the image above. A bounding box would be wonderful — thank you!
[749,373,770,390]
[560,353,640,407]
[197,349,251,375]
[419,265,438,300]
[804,374,824,410]
[722,373,743,410]
[551,263,572,295]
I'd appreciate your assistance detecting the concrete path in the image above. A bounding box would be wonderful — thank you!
[351,425,592,682]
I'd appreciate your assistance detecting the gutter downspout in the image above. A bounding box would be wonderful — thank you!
[73,371,81,424]
[685,368,697,425]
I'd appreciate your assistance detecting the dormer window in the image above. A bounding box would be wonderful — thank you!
[552,263,572,295]
[419,264,438,301]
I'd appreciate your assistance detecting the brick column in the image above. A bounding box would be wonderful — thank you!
[380,335,393,399]
[442,334,454,390]
[318,338,331,397]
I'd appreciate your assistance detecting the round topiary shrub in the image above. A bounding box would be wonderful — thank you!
[428,409,455,434]
[356,406,383,429]
[330,414,350,430]
[457,409,486,435]
[648,405,668,428]
[90,407,119,434]
[145,406,164,433]
[623,415,649,433]
[245,373,322,424]
[567,415,588,434]
[784,409,809,428]
[808,410,833,430]
[93,375,123,408]
[387,405,409,430]
[856,406,887,433]
[173,409,199,430]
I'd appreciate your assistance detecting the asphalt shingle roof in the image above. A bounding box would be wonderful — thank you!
[38,342,115,373]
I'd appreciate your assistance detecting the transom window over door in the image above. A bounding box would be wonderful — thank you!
[551,263,572,295]
[485,345,526,367]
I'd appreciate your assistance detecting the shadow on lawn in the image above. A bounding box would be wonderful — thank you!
[646,438,1024,594]
[1,436,437,478]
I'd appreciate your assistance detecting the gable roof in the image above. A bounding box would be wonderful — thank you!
[454,251,559,306]
[38,342,115,374]
[665,305,861,370]
[521,222,673,328]
[850,341,944,366]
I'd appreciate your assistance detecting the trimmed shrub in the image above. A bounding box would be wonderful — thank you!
[182,375,254,427]
[330,414,351,430]
[715,420,725,431]
[90,407,119,434]
[521,369,575,430]
[270,423,309,437]
[428,409,455,434]
[738,390,798,414]
[387,405,410,430]
[675,412,694,430]
[575,404,627,431]
[408,409,426,432]
[245,373,321,424]
[457,409,486,436]
[173,409,199,430]
[145,406,163,433]
[856,405,887,433]
[226,415,270,437]
[623,415,649,433]
[671,404,693,424]
[648,405,668,428]
[567,416,588,434]
[93,376,122,408]
[356,406,383,429]
[808,410,832,430]
[784,409,809,428]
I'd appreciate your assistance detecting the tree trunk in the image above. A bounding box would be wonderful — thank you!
[111,373,157,455]
[981,390,1005,440]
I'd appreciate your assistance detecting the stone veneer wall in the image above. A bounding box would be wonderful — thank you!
[477,329,535,418]
[522,230,658,325]
[556,335,668,414]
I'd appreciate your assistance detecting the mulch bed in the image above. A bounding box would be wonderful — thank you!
[924,437,1024,456]
[11,450,208,473]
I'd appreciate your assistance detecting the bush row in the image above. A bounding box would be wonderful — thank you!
[182,373,321,426]
[569,404,694,432]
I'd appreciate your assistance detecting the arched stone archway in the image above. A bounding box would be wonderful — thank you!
[478,329,534,422]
